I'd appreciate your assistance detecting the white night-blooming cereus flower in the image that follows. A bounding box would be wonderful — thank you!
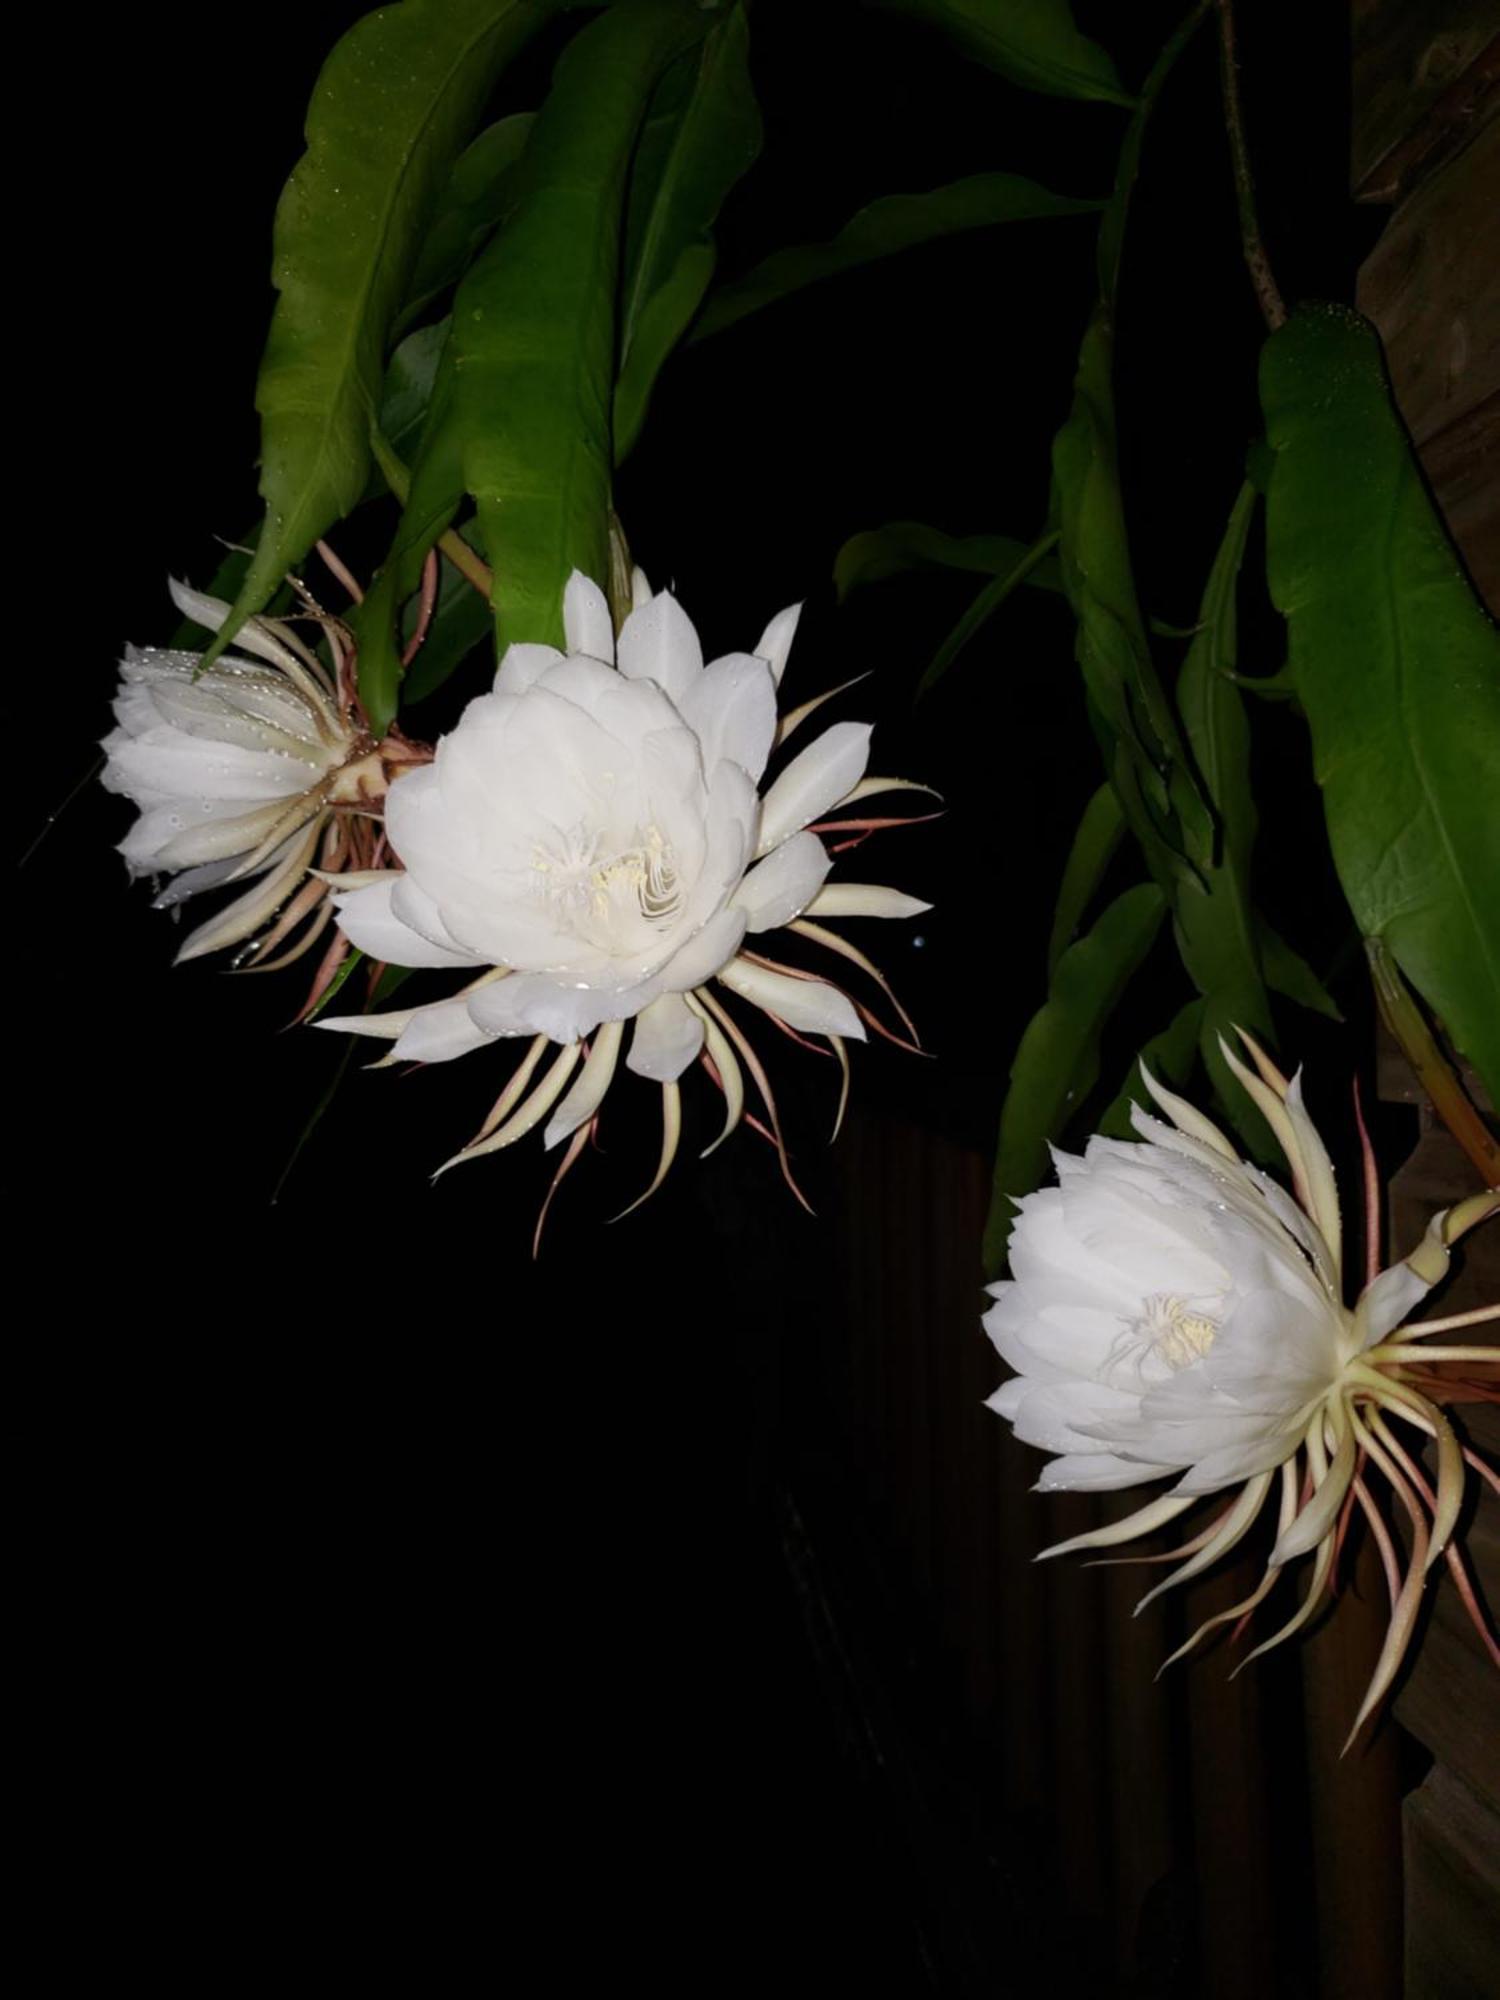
[102,579,422,984]
[319,568,932,1229]
[984,1031,1499,1745]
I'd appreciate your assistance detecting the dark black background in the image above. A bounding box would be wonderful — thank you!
[20,2,1386,1985]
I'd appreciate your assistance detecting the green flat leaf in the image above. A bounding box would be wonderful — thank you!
[355,0,712,730]
[692,173,1101,343]
[359,320,452,504]
[833,521,1062,600]
[983,882,1167,1274]
[914,528,1062,698]
[1047,782,1126,972]
[205,0,556,671]
[1262,303,1500,1098]
[614,4,761,459]
[1097,998,1204,1138]
[868,0,1133,105]
[614,245,719,462]
[397,112,535,335]
[1172,479,1276,1138]
[1257,918,1342,1021]
[1049,9,1214,874]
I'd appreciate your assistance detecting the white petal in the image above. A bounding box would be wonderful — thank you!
[105,729,318,805]
[118,797,292,874]
[332,879,486,970]
[754,602,802,687]
[562,572,615,661]
[391,872,479,957]
[314,1009,413,1042]
[986,1378,1027,1421]
[1033,1452,1176,1493]
[755,721,872,856]
[1007,1379,1146,1456]
[627,993,705,1082]
[616,590,704,702]
[654,907,749,994]
[677,652,778,779]
[495,641,564,695]
[391,1000,495,1065]
[732,831,831,932]
[716,955,865,1039]
[467,972,617,1045]
[804,883,931,920]
[631,565,653,609]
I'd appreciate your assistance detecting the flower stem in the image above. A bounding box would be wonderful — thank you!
[368,419,493,600]
[1366,939,1500,1187]
[1215,0,1287,332]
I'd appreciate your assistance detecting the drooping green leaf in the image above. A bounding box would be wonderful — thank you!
[1053,317,1212,872]
[1171,479,1275,1137]
[868,0,1133,106]
[833,521,1063,600]
[1261,303,1500,1098]
[360,320,452,503]
[1257,918,1342,1021]
[614,4,762,460]
[913,529,1062,698]
[692,173,1101,343]
[355,0,712,730]
[205,0,558,672]
[397,112,536,335]
[614,247,719,463]
[1049,9,1215,880]
[1046,782,1126,972]
[1093,4,1208,302]
[1097,998,1204,1138]
[983,883,1167,1273]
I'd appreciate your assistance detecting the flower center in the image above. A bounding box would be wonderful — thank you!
[530,820,683,946]
[1132,1292,1220,1371]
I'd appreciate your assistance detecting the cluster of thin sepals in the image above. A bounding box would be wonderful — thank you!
[230,543,936,1246]
[368,736,933,1256]
[1043,1032,1498,1751]
[165,560,427,1005]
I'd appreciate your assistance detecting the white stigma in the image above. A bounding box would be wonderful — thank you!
[1131,1292,1220,1371]
[531,821,682,940]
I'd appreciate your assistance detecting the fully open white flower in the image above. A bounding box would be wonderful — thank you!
[985,1034,1497,1742]
[103,580,390,964]
[321,569,931,1207]
[988,1090,1347,1498]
